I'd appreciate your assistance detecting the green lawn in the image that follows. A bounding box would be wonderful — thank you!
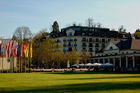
[0,72,140,93]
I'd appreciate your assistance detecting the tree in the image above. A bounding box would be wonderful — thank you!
[12,26,33,72]
[134,29,140,39]
[51,21,60,34]
[32,31,48,68]
[65,51,81,67]
[12,26,32,42]
[86,17,96,27]
[81,51,91,64]
[32,31,63,69]
[118,25,126,33]
[96,23,102,28]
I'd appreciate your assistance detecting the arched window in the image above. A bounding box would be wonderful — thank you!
[110,46,113,50]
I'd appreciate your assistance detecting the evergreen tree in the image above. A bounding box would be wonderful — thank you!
[52,21,60,34]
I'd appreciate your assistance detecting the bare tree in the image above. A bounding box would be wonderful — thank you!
[96,23,102,28]
[12,26,33,42]
[118,25,126,33]
[86,17,95,27]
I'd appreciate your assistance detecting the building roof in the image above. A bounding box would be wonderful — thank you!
[131,40,140,50]
[112,39,140,50]
[51,26,131,39]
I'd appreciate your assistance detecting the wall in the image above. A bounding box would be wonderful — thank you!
[0,57,17,70]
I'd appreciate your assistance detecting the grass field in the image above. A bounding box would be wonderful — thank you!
[0,72,140,93]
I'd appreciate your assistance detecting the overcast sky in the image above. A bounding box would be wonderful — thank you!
[0,0,140,38]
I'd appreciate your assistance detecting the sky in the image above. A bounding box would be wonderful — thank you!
[0,0,140,38]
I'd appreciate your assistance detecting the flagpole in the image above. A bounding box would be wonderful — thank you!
[12,57,14,73]
[2,57,3,73]
[0,57,2,72]
[25,58,26,73]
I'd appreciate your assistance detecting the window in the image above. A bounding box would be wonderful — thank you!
[110,46,113,50]
[74,43,77,46]
[63,43,66,47]
[68,42,72,46]
[102,44,105,48]
[82,38,86,41]
[102,39,105,42]
[96,38,99,42]
[95,48,99,52]
[89,43,93,47]
[82,32,86,36]
[95,43,99,47]
[68,32,72,36]
[89,32,93,36]
[74,38,77,41]
[108,39,111,42]
[83,28,88,31]
[68,48,72,51]
[89,48,93,52]
[63,48,66,52]
[82,48,86,51]
[89,38,92,42]
[89,28,94,31]
[72,27,80,31]
[63,38,66,41]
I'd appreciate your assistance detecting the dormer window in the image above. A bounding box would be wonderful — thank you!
[68,32,72,36]
[110,46,113,50]
[82,32,86,36]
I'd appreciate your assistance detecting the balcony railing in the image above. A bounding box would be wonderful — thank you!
[68,44,73,47]
[81,39,87,42]
[88,50,93,52]
[89,45,93,47]
[82,45,87,47]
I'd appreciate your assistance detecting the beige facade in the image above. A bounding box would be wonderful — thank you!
[0,39,18,71]
[55,29,124,57]
[0,57,17,70]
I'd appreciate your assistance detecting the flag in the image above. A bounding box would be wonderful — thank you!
[8,40,11,57]
[26,43,29,58]
[0,44,1,56]
[24,43,29,58]
[20,43,23,56]
[24,43,26,57]
[17,43,20,57]
[14,44,17,57]
[6,41,9,57]
[6,40,11,57]
[30,41,32,58]
[1,39,4,57]
[11,40,14,56]
[1,39,4,48]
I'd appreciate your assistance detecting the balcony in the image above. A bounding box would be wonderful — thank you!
[89,45,93,47]
[82,49,87,52]
[82,45,87,47]
[95,44,99,47]
[74,44,77,47]
[82,39,87,42]
[74,38,77,41]
[88,50,93,52]
[68,44,73,47]
[89,39,93,42]
[63,44,66,47]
